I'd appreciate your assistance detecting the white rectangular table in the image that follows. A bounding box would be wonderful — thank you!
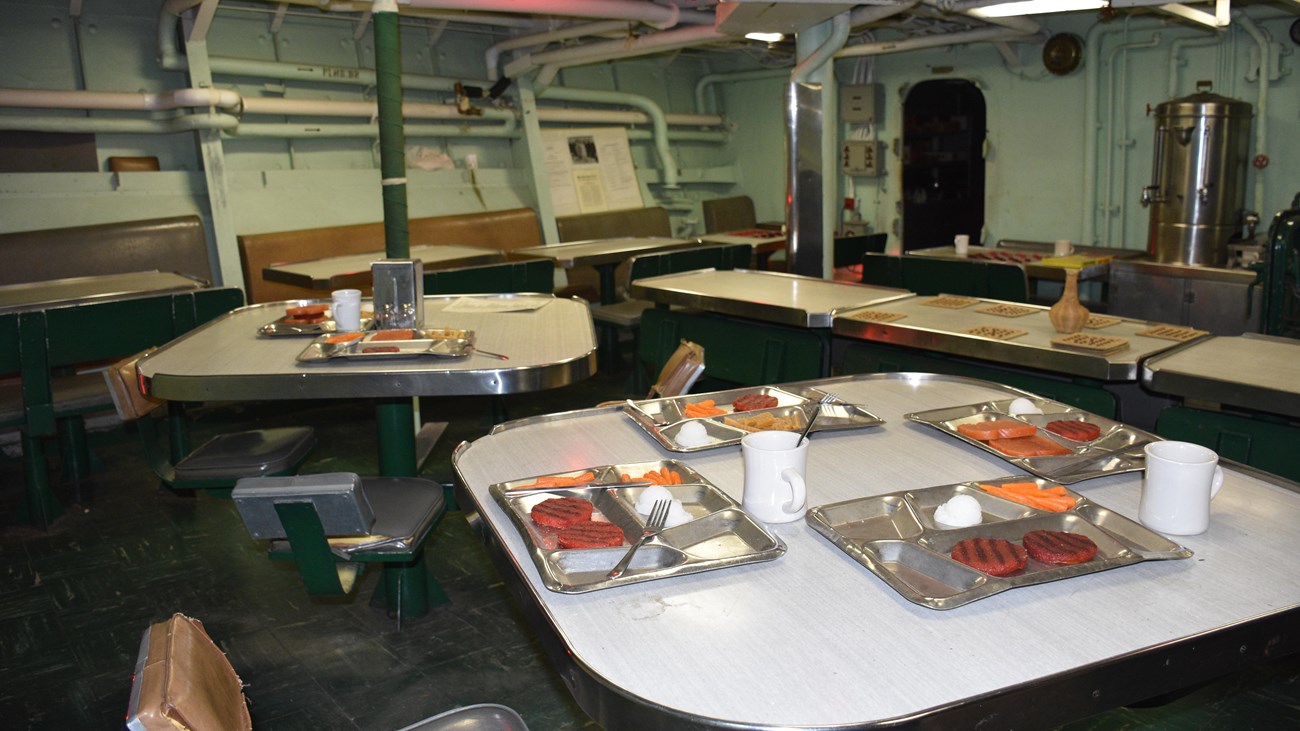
[453,373,1300,729]
[1141,333,1300,418]
[262,244,505,291]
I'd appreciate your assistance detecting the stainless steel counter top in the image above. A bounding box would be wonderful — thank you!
[833,295,1198,381]
[453,372,1300,730]
[138,294,596,401]
[0,270,205,314]
[1110,258,1260,284]
[1141,333,1300,418]
[628,268,912,327]
[908,244,1116,282]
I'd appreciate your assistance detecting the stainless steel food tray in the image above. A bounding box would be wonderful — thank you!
[904,396,1158,484]
[296,328,475,363]
[807,476,1191,610]
[490,459,786,593]
[623,385,885,452]
[257,299,374,336]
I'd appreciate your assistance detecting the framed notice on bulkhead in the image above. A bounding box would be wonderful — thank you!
[541,127,644,216]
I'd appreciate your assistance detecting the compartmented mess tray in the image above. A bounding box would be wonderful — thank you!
[490,460,785,593]
[623,385,884,452]
[296,327,475,362]
[258,299,375,336]
[905,395,1158,484]
[807,476,1191,610]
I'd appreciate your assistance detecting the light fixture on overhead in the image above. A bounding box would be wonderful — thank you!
[745,32,786,43]
[970,0,1105,18]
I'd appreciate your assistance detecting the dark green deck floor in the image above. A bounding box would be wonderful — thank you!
[2,370,1298,730]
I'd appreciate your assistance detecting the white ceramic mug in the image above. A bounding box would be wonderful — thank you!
[741,431,808,524]
[1054,238,1074,257]
[953,234,970,257]
[1139,441,1224,535]
[331,288,362,331]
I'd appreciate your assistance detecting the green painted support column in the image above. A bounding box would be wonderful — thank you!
[373,1,409,259]
[376,398,417,477]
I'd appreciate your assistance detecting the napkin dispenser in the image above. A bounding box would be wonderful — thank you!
[371,258,424,329]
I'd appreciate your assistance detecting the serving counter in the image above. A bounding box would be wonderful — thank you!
[453,373,1300,730]
[833,295,1197,382]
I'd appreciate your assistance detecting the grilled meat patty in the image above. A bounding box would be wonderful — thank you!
[950,537,1028,576]
[1022,530,1098,565]
[1045,420,1102,442]
[556,521,625,549]
[530,497,595,528]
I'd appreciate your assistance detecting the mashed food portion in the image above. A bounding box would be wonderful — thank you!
[674,420,714,448]
[934,494,983,528]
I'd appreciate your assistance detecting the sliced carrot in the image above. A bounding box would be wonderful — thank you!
[978,483,1075,512]
[999,482,1043,494]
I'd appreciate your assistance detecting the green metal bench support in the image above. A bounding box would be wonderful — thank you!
[639,308,827,390]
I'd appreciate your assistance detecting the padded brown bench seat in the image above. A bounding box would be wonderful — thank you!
[238,208,543,304]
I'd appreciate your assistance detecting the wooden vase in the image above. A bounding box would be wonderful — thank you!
[1049,269,1090,334]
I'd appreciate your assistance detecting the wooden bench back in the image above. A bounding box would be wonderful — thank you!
[0,215,211,286]
[555,207,673,300]
[237,208,543,303]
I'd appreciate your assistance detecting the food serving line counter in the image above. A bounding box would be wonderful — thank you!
[453,373,1300,730]
[136,294,596,477]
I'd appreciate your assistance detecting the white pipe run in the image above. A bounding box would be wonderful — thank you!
[835,26,1026,58]
[0,113,238,135]
[0,87,240,112]
[1102,34,1161,247]
[1167,34,1221,97]
[539,85,681,187]
[486,19,630,81]
[694,68,790,116]
[400,0,713,27]
[792,12,850,83]
[510,24,730,83]
[1234,12,1269,218]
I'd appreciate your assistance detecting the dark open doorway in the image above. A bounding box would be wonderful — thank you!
[902,79,987,251]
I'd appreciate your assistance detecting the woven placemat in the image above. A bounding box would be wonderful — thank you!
[1051,332,1130,354]
[975,303,1037,318]
[920,295,981,309]
[962,325,1028,340]
[843,309,906,323]
[1085,315,1122,329]
[1135,324,1207,342]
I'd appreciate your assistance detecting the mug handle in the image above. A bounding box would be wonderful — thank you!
[780,468,807,515]
[1209,465,1224,500]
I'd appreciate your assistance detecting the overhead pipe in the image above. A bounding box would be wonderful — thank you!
[538,85,681,187]
[486,19,632,81]
[694,68,790,116]
[1234,11,1269,218]
[509,24,729,83]
[399,0,713,27]
[0,87,240,111]
[0,113,237,134]
[835,26,1026,58]
[792,12,850,83]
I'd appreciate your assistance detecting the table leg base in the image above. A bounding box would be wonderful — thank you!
[370,552,450,624]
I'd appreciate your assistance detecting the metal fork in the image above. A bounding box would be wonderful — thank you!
[797,393,838,446]
[608,499,671,579]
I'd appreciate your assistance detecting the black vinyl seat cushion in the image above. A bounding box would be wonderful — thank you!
[174,426,316,481]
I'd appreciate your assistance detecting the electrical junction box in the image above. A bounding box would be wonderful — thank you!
[842,140,885,176]
[840,83,884,124]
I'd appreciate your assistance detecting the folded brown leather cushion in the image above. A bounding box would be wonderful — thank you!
[127,614,251,731]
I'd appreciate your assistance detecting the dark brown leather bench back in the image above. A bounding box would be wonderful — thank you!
[0,215,211,286]
[237,208,543,304]
[555,207,674,300]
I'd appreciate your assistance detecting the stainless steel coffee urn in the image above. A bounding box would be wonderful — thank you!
[1140,87,1252,266]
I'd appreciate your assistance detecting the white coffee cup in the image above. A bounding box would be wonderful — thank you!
[954,234,970,257]
[331,288,362,331]
[1139,441,1224,535]
[741,431,808,524]
[1054,238,1074,257]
